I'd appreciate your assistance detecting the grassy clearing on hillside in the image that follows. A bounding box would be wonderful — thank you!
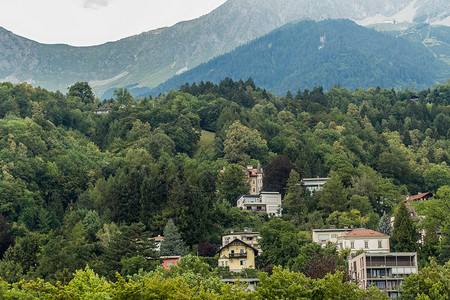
[195,130,216,154]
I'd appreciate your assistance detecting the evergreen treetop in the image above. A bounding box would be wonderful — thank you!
[391,202,417,252]
[160,219,186,256]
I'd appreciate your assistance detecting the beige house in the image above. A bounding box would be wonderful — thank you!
[312,228,353,247]
[349,252,418,298]
[338,229,390,253]
[218,239,258,272]
[221,229,261,253]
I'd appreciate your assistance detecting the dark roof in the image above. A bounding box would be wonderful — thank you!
[221,231,259,237]
[217,238,259,256]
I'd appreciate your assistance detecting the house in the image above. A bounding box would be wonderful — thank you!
[150,235,164,252]
[161,256,181,270]
[218,239,258,272]
[312,227,353,247]
[236,191,282,216]
[338,229,390,253]
[349,252,418,298]
[221,229,261,253]
[403,192,432,202]
[302,177,329,193]
[246,165,263,195]
[93,108,112,115]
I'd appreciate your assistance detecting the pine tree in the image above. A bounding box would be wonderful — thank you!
[160,219,186,256]
[377,212,393,236]
[282,170,305,226]
[391,202,417,252]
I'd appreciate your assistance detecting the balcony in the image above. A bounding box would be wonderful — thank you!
[229,252,247,258]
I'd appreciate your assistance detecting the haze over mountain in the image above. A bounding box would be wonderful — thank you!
[0,0,448,98]
[152,19,448,96]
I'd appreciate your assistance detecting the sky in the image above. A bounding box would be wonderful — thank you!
[0,0,227,46]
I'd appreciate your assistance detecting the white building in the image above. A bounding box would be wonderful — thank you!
[312,227,353,247]
[237,191,282,216]
[338,229,390,253]
[302,177,329,193]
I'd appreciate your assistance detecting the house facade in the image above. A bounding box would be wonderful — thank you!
[302,177,329,193]
[349,252,418,298]
[221,229,261,253]
[246,165,263,195]
[312,228,353,247]
[161,256,181,270]
[236,191,282,216]
[338,229,390,253]
[218,239,258,272]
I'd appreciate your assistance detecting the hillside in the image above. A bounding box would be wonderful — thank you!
[153,19,448,96]
[2,0,448,98]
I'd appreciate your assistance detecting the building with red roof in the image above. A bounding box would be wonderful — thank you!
[337,229,390,253]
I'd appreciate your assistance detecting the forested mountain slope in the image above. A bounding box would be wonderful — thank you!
[0,78,449,283]
[153,19,448,96]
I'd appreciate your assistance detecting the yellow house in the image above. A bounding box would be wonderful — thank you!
[218,239,258,272]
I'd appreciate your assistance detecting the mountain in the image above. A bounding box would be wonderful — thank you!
[0,0,448,98]
[152,19,448,96]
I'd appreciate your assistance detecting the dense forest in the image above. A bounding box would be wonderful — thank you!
[0,79,449,297]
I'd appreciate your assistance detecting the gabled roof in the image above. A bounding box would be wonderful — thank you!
[404,192,432,201]
[217,238,259,256]
[342,229,388,238]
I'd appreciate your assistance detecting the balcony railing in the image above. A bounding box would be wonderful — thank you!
[229,252,247,258]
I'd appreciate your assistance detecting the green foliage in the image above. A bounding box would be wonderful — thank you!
[400,259,450,300]
[391,202,417,252]
[1,78,450,285]
[424,166,450,193]
[217,164,249,206]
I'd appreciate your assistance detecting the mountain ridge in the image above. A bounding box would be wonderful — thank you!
[0,0,448,97]
[152,19,448,96]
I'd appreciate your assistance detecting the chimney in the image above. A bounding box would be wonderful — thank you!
[230,230,234,234]
[244,228,248,232]
[344,226,348,229]
[330,225,336,229]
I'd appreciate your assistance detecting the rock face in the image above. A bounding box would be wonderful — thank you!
[0,0,447,97]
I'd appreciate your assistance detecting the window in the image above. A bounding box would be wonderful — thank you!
[351,242,355,249]
[364,241,369,248]
[166,261,175,267]
[240,260,246,266]
[231,250,234,254]
[378,241,382,248]
[318,234,329,242]
[225,261,228,266]
[331,234,337,239]
[247,237,253,241]
[240,249,245,253]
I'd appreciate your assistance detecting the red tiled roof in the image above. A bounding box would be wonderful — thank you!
[408,192,431,201]
[344,229,388,238]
